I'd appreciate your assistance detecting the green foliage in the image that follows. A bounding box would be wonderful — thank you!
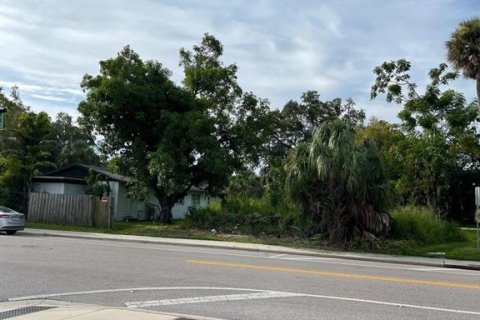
[0,87,99,211]
[185,196,309,237]
[268,92,365,161]
[446,18,480,80]
[371,59,480,218]
[85,169,111,197]
[446,17,480,112]
[51,113,100,167]
[358,119,406,185]
[391,206,465,244]
[371,59,416,103]
[79,45,234,222]
[0,155,25,209]
[226,170,264,198]
[285,120,391,243]
[180,33,273,167]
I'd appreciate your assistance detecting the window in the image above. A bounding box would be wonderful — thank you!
[192,194,201,206]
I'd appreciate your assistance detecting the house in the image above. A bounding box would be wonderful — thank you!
[31,164,217,221]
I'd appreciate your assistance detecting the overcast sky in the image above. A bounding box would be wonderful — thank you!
[0,0,478,122]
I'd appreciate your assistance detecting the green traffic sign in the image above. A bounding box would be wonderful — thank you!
[0,112,4,130]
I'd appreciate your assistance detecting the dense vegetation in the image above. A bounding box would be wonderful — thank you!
[0,88,99,211]
[2,18,480,246]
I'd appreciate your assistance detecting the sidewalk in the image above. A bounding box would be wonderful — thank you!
[23,228,480,270]
[0,300,218,320]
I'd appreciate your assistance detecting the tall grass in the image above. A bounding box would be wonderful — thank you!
[187,202,467,245]
[391,206,465,244]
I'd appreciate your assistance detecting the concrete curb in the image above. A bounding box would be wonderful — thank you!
[22,229,480,271]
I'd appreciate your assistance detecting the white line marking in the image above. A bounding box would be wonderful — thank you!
[269,254,287,259]
[279,256,419,270]
[9,286,480,316]
[408,269,480,276]
[273,256,480,276]
[278,256,450,272]
[125,292,302,309]
[410,267,449,271]
[300,292,480,316]
[8,287,267,301]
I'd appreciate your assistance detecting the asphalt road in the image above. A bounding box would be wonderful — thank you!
[1,233,480,320]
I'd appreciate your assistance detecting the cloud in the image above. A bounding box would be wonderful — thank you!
[30,94,70,102]
[0,0,477,122]
[0,81,83,96]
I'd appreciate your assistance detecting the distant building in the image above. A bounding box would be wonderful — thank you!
[31,164,217,221]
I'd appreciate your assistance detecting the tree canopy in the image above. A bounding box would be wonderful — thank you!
[180,33,274,168]
[446,18,480,111]
[79,46,234,222]
[371,59,480,218]
[285,120,391,243]
[2,26,479,242]
[0,87,98,211]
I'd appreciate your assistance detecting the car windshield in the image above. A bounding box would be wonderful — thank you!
[0,206,17,213]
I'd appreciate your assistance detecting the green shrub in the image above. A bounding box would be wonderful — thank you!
[184,201,224,230]
[391,206,465,244]
[184,196,305,237]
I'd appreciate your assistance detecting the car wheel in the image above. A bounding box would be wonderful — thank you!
[6,230,17,235]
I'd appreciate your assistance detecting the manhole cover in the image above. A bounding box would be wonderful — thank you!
[0,306,56,319]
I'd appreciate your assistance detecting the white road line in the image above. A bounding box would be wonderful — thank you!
[125,292,302,309]
[279,256,415,270]
[406,267,480,276]
[409,268,480,276]
[300,292,480,316]
[410,267,450,271]
[10,286,480,316]
[269,254,287,259]
[8,287,268,301]
[264,256,479,276]
[278,256,453,273]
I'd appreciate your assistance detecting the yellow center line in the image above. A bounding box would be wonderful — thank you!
[187,259,480,290]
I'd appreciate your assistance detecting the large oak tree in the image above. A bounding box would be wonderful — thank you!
[79,46,233,223]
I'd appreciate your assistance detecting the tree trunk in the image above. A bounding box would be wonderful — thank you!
[159,204,173,223]
[157,194,174,224]
[476,74,480,113]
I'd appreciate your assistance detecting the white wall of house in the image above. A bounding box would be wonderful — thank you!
[32,182,87,195]
[111,181,148,221]
[108,181,120,220]
[172,192,215,219]
[111,183,217,221]
[63,183,87,194]
[33,182,64,194]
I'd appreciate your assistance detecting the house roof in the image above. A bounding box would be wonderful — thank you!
[80,165,131,182]
[31,176,87,185]
[38,164,130,183]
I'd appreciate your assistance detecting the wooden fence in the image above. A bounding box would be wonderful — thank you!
[28,193,112,228]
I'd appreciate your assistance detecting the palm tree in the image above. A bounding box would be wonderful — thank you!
[446,18,480,112]
[285,120,391,244]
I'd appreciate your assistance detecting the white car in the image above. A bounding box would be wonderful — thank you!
[0,206,25,235]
